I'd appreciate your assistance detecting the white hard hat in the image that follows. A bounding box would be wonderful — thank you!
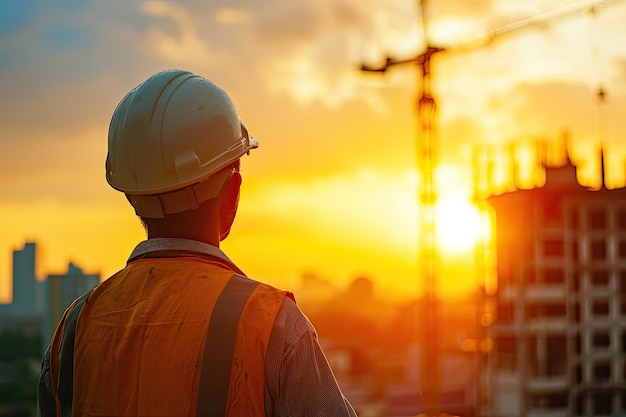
[106,69,258,218]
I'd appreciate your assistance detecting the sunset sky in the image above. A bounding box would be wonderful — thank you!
[1,0,626,303]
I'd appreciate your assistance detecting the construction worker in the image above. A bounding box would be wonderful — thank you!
[37,69,357,417]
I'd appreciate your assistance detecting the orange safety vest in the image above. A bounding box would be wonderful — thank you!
[47,257,289,417]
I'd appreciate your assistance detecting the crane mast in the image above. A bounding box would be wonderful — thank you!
[416,44,442,415]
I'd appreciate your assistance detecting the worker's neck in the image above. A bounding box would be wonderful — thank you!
[145,215,221,248]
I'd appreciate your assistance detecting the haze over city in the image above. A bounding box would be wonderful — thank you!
[2,0,626,302]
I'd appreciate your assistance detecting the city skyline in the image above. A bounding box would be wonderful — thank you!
[0,241,104,303]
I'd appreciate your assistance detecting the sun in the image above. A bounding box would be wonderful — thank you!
[435,195,485,253]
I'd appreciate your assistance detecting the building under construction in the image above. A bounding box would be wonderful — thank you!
[486,150,626,417]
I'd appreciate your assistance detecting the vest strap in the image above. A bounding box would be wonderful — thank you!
[57,288,95,417]
[196,275,259,417]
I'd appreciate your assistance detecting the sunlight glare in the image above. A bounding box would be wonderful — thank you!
[436,196,482,253]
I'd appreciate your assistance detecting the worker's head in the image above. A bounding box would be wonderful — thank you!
[105,69,258,242]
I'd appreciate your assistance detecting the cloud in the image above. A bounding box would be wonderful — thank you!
[140,1,214,67]
[213,7,252,25]
[129,0,393,112]
[240,0,402,110]
[248,0,365,41]
[260,38,368,109]
[253,3,322,42]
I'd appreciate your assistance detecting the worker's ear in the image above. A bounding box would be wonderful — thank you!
[219,171,242,241]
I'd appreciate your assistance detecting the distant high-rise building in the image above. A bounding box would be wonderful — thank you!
[8,242,44,317]
[487,153,626,417]
[43,262,100,347]
[0,242,102,354]
[0,242,44,351]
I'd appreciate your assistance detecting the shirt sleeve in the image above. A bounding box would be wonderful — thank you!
[37,345,56,417]
[266,299,357,417]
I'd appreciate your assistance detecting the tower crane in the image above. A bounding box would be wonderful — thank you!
[360,0,624,415]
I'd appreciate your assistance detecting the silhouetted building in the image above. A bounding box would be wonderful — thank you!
[0,242,44,317]
[13,242,37,313]
[43,262,100,346]
[487,154,626,417]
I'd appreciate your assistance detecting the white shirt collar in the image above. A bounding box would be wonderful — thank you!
[128,238,235,266]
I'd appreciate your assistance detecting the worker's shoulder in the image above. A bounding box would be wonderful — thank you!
[272,293,316,344]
